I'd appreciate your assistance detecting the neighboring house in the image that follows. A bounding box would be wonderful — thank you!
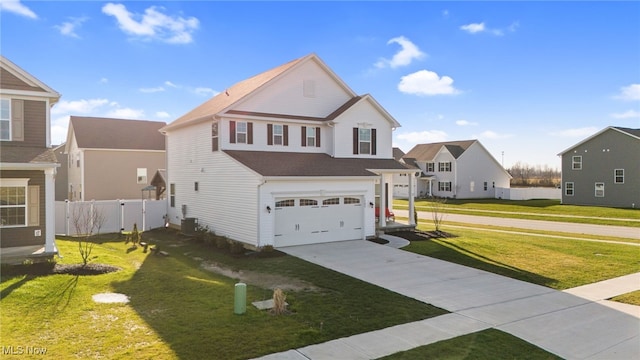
[161,53,417,249]
[64,116,166,201]
[0,55,60,262]
[401,140,511,199]
[392,147,418,198]
[558,126,640,208]
[53,143,68,201]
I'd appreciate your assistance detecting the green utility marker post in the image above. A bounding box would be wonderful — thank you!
[234,282,246,315]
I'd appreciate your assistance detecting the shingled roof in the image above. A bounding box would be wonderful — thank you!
[224,150,410,177]
[403,140,476,161]
[0,146,57,164]
[69,116,166,151]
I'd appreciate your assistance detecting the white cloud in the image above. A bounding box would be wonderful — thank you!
[51,116,71,145]
[54,17,88,38]
[99,78,109,84]
[398,70,460,96]
[164,80,178,88]
[549,127,599,138]
[193,87,218,97]
[139,86,165,93]
[474,130,513,139]
[107,107,145,119]
[375,36,426,69]
[610,109,640,119]
[460,22,485,34]
[396,130,448,143]
[442,9,449,18]
[51,98,109,115]
[155,111,170,118]
[0,0,37,19]
[614,84,640,101]
[102,3,199,44]
[456,120,478,126]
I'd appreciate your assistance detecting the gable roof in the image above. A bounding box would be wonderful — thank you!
[67,116,166,151]
[0,55,60,104]
[392,147,405,161]
[224,150,410,177]
[0,146,57,164]
[557,126,640,155]
[404,140,476,161]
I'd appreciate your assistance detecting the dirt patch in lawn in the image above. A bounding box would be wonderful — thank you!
[391,230,457,241]
[200,261,319,292]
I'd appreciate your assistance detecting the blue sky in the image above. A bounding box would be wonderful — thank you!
[2,1,639,168]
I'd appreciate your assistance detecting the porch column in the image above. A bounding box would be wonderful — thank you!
[45,168,56,253]
[408,172,416,226]
[379,173,386,227]
[429,179,433,197]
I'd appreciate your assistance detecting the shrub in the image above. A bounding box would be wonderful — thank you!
[215,236,229,250]
[229,240,245,255]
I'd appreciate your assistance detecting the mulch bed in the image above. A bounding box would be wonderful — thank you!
[388,230,457,241]
[2,263,121,276]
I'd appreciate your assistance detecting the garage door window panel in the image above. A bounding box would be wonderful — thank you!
[275,199,295,208]
[300,199,318,206]
[322,198,339,205]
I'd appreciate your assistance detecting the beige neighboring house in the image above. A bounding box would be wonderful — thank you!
[64,116,166,201]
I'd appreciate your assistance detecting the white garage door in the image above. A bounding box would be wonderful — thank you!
[274,196,364,247]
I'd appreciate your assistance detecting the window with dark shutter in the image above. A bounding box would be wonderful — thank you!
[315,127,321,147]
[353,127,359,154]
[229,121,236,144]
[267,124,273,145]
[371,128,377,155]
[301,126,307,146]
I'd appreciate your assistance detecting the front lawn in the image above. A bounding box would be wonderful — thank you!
[610,290,640,306]
[1,230,444,360]
[405,225,640,290]
[379,328,562,360]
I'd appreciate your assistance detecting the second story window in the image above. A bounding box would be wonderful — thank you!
[0,98,10,141]
[353,127,377,155]
[301,126,320,147]
[438,162,452,172]
[426,162,434,172]
[572,156,582,170]
[230,121,253,144]
[267,124,288,146]
[614,169,624,184]
[211,121,219,151]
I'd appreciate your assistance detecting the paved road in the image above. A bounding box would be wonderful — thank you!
[394,209,640,239]
[261,240,640,360]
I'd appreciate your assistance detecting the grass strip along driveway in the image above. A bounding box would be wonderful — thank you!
[1,231,444,360]
[394,198,640,227]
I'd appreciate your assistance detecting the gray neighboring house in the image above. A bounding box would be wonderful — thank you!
[558,126,640,208]
[53,143,68,201]
[64,116,166,201]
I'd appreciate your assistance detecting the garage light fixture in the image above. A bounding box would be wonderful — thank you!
[369,202,374,208]
[266,206,271,213]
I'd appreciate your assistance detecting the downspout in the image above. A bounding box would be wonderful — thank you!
[453,160,457,198]
[257,178,266,248]
[326,121,335,157]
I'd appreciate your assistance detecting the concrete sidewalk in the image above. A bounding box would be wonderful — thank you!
[254,240,640,360]
[394,209,640,239]
[564,272,640,317]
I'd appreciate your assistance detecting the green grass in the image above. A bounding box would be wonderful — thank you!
[1,230,445,360]
[406,224,640,290]
[379,329,562,360]
[394,199,640,227]
[610,290,640,306]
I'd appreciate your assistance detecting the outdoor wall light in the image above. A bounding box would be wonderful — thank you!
[369,202,374,208]
[266,206,271,213]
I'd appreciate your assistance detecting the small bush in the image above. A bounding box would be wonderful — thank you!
[229,240,245,255]
[215,236,229,250]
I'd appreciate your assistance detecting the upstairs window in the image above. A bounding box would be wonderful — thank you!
[572,156,582,170]
[267,124,288,146]
[301,126,320,147]
[137,168,147,184]
[438,162,452,172]
[230,121,253,144]
[353,127,377,155]
[0,98,10,141]
[614,169,624,184]
[211,121,219,151]
[426,162,435,172]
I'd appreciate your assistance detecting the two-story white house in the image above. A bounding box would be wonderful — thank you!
[401,140,511,199]
[161,54,417,248]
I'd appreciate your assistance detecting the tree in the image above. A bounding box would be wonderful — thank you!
[71,202,106,266]
[429,197,447,233]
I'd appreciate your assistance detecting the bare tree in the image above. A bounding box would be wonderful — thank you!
[71,202,106,265]
[429,197,447,233]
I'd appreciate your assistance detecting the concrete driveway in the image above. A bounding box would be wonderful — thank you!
[281,240,640,359]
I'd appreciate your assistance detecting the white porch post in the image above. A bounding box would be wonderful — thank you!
[408,172,416,226]
[44,168,56,253]
[379,173,386,227]
[429,179,433,197]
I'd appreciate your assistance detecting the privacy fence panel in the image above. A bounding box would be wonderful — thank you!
[55,200,167,236]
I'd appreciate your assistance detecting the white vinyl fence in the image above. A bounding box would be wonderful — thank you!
[495,187,561,201]
[55,200,167,236]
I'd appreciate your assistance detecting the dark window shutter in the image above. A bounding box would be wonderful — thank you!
[230,121,236,143]
[247,122,253,144]
[283,125,289,146]
[267,124,273,145]
[353,127,359,154]
[301,126,307,147]
[316,127,321,147]
[371,128,377,155]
